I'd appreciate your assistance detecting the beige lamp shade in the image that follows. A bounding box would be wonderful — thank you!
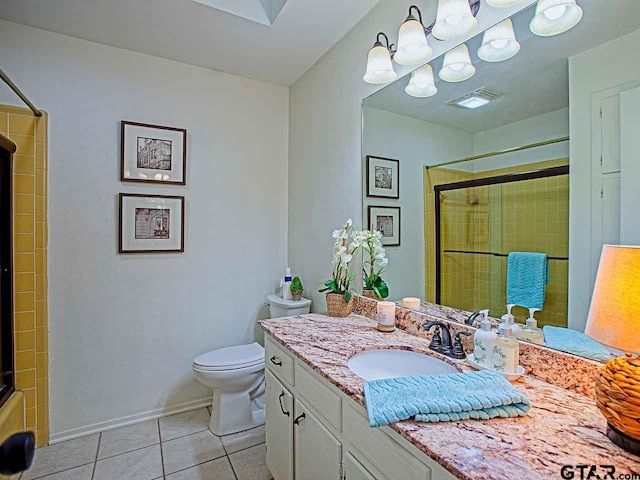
[395,18,433,66]
[363,45,397,85]
[585,245,640,354]
[432,0,478,41]
[405,64,437,98]
[530,0,583,37]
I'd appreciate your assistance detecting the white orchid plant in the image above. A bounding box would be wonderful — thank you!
[355,229,389,299]
[320,219,358,303]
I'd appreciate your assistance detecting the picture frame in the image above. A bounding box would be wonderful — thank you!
[366,156,399,199]
[119,193,185,253]
[121,121,187,185]
[368,206,401,247]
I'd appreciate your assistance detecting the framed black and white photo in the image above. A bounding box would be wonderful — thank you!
[368,206,401,247]
[121,121,187,185]
[119,194,185,253]
[366,156,399,199]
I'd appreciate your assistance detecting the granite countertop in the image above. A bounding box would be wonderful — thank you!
[260,313,639,480]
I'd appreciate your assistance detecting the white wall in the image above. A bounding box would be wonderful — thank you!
[289,0,536,312]
[569,28,640,331]
[472,108,569,171]
[362,107,473,300]
[0,21,289,441]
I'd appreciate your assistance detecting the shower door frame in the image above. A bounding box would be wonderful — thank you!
[433,165,570,305]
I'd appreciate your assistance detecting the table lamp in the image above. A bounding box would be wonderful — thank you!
[585,245,640,454]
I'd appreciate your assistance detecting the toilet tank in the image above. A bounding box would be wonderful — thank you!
[266,294,312,318]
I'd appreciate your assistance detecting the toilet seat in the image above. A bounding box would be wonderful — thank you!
[193,342,265,371]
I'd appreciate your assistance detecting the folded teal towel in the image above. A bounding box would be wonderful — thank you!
[543,326,611,362]
[363,370,531,427]
[507,252,549,310]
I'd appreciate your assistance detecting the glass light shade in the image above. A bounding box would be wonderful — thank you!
[530,0,583,37]
[585,245,640,354]
[439,44,475,82]
[405,65,438,98]
[395,18,433,66]
[478,19,520,62]
[432,0,479,41]
[363,45,398,84]
[486,0,525,7]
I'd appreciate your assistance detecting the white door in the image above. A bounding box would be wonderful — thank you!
[600,94,621,174]
[620,86,640,244]
[266,370,294,480]
[293,399,342,480]
[344,453,376,480]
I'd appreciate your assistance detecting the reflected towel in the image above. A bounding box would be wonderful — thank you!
[543,326,611,362]
[363,370,531,427]
[507,252,549,310]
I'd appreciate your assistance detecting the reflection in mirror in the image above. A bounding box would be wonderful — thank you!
[361,1,640,361]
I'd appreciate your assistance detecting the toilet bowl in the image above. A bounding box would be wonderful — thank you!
[192,342,265,436]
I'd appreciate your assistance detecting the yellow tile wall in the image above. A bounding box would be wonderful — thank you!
[0,105,48,447]
[424,159,569,327]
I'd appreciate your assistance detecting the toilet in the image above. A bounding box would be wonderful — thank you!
[193,295,311,435]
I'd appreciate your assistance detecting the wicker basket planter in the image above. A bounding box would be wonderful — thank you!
[326,293,354,317]
[362,289,378,299]
[292,291,303,301]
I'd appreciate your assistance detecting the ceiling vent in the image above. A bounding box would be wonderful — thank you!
[447,87,501,110]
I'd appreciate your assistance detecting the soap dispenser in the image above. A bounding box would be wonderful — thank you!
[500,304,521,337]
[518,309,544,344]
[493,325,520,374]
[473,313,497,366]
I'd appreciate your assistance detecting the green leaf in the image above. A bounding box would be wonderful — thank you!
[373,278,389,299]
[345,291,351,303]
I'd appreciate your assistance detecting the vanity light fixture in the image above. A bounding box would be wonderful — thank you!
[530,0,583,37]
[478,18,520,62]
[395,5,434,66]
[405,64,438,98]
[439,43,476,82]
[363,33,398,85]
[432,0,481,41]
[485,0,525,7]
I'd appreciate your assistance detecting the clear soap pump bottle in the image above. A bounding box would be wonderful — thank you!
[500,304,521,338]
[493,325,519,374]
[473,312,497,366]
[518,308,544,345]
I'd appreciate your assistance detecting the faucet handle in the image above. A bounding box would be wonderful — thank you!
[452,332,472,360]
[429,326,443,353]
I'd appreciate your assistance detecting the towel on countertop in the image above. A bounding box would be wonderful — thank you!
[507,252,549,310]
[363,370,531,428]
[543,326,611,362]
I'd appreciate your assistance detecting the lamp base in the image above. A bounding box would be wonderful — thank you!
[606,423,640,456]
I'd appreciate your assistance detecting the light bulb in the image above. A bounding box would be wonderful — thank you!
[544,5,566,20]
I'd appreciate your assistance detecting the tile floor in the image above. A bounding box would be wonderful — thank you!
[14,407,272,480]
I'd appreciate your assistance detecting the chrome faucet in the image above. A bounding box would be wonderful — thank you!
[422,321,453,357]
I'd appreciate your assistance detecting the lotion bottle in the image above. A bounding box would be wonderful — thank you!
[473,317,497,366]
[493,325,519,374]
[500,304,521,338]
[518,309,544,344]
[282,267,293,300]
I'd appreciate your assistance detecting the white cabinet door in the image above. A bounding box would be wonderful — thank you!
[601,174,621,247]
[266,370,294,480]
[294,399,342,480]
[601,94,621,174]
[344,453,376,480]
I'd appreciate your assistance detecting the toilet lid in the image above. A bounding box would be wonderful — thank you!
[193,342,265,370]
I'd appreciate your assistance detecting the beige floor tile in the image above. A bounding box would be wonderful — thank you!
[221,425,265,454]
[165,456,235,480]
[22,434,99,480]
[229,444,272,480]
[161,430,225,475]
[93,444,162,480]
[30,463,94,480]
[98,419,159,459]
[159,408,210,441]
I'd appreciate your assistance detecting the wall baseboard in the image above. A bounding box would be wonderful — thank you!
[48,397,212,445]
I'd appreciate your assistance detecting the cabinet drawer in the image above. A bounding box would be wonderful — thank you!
[344,405,430,480]
[295,364,342,432]
[265,337,294,386]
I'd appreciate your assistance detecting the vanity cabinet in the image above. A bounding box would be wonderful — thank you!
[264,335,457,480]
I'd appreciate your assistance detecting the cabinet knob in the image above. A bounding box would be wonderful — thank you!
[293,412,306,426]
[270,356,283,366]
[278,392,290,417]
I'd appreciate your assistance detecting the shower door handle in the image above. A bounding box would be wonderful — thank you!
[278,392,290,417]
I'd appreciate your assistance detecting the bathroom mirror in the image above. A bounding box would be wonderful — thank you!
[361,0,640,361]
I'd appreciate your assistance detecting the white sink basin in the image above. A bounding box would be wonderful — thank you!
[347,349,459,381]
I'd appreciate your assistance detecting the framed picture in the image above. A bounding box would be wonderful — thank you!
[121,121,187,185]
[366,156,399,199]
[368,206,401,247]
[119,194,185,253]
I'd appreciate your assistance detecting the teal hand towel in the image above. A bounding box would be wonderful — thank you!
[506,252,549,310]
[543,326,611,362]
[363,370,531,428]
